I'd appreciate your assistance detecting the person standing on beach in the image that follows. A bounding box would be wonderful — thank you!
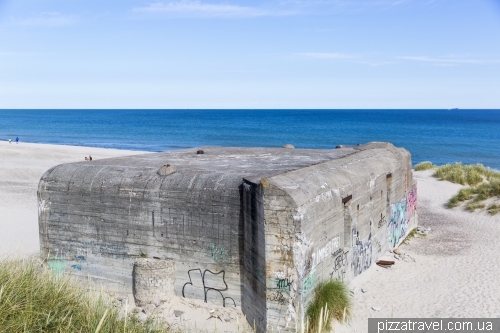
[15,137,19,144]
[8,138,11,143]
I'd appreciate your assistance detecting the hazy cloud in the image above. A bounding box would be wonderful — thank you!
[299,52,398,66]
[389,0,413,7]
[133,0,445,18]
[398,55,500,65]
[133,1,294,17]
[299,52,356,59]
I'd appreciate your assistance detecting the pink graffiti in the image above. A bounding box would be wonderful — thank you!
[406,188,417,223]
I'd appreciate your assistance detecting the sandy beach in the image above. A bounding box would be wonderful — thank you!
[0,141,148,256]
[1,141,499,332]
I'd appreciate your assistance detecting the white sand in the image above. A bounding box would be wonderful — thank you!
[0,141,148,255]
[337,170,500,332]
[1,143,499,331]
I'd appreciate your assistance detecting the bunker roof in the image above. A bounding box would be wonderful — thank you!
[76,142,401,181]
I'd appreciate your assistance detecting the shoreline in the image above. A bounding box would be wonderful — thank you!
[1,139,159,153]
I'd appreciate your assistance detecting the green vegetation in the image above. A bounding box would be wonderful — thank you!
[402,227,426,245]
[488,204,499,216]
[434,163,499,186]
[414,161,436,171]
[430,162,500,215]
[305,280,351,333]
[447,179,500,213]
[465,202,486,212]
[0,257,165,333]
[447,188,473,208]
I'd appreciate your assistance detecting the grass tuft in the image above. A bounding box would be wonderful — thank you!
[414,161,436,171]
[434,163,467,185]
[305,280,351,332]
[0,256,165,333]
[487,204,499,216]
[465,202,486,212]
[465,169,483,186]
[433,163,500,214]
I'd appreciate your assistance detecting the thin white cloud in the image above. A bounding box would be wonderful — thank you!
[366,61,395,66]
[133,1,294,17]
[299,52,398,66]
[300,52,356,59]
[280,0,414,9]
[398,55,500,65]
[10,12,76,27]
[389,0,412,7]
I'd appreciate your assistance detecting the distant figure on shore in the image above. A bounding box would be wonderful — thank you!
[89,155,92,161]
[15,137,19,144]
[8,138,11,144]
[85,156,88,161]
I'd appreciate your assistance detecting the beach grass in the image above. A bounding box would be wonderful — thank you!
[488,204,499,215]
[434,163,499,186]
[305,280,351,333]
[427,162,500,214]
[414,161,437,171]
[0,256,166,333]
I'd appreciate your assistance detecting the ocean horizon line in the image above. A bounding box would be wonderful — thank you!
[1,109,499,170]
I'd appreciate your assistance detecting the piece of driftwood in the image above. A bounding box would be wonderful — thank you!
[376,260,395,266]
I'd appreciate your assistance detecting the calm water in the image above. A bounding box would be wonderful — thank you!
[0,109,499,169]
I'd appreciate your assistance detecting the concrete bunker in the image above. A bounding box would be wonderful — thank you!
[38,142,417,332]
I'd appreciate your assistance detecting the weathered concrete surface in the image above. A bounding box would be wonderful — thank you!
[133,258,175,306]
[38,142,417,332]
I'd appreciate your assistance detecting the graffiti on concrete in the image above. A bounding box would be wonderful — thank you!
[267,271,293,306]
[70,255,86,271]
[47,248,67,277]
[65,240,130,259]
[205,243,229,263]
[301,272,316,295]
[311,236,340,268]
[407,188,417,223]
[276,277,294,292]
[48,257,66,277]
[351,232,372,277]
[267,289,287,305]
[388,199,408,248]
[182,268,236,307]
[330,248,349,281]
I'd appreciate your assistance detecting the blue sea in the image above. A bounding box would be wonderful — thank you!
[0,109,499,170]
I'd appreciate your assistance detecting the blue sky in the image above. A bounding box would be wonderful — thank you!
[0,0,499,108]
